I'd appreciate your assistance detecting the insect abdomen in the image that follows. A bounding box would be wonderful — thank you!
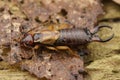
[54,28,91,46]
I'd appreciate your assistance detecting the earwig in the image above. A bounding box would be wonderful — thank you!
[20,25,114,47]
[19,25,114,57]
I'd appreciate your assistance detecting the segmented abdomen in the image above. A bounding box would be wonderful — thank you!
[54,28,91,46]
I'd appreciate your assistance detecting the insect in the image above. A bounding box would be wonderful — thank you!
[20,25,114,57]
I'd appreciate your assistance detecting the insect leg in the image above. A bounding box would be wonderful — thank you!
[33,45,40,50]
[46,46,58,51]
[46,46,80,58]
[55,46,80,58]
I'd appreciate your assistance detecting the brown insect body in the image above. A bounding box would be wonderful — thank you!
[54,28,92,46]
[21,25,114,47]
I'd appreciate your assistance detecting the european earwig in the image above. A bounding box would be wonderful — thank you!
[20,25,114,57]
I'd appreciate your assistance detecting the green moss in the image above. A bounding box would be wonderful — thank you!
[100,0,120,19]
[85,1,120,79]
[86,55,120,80]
